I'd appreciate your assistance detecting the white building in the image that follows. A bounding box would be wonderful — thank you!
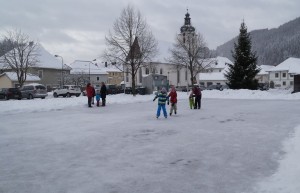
[198,56,233,87]
[124,62,192,88]
[256,65,274,84]
[69,61,108,86]
[267,57,300,89]
[0,72,40,88]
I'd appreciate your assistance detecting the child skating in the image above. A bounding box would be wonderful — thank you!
[189,90,194,109]
[168,86,177,116]
[95,90,101,107]
[153,87,169,119]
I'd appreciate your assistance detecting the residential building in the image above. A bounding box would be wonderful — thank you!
[69,61,108,87]
[0,45,70,91]
[0,72,40,88]
[256,65,274,84]
[199,57,233,87]
[267,57,300,89]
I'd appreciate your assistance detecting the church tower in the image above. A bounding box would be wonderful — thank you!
[179,10,196,43]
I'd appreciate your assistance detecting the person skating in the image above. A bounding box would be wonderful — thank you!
[153,87,169,119]
[168,86,177,116]
[189,90,195,109]
[91,85,96,105]
[95,89,101,107]
[193,86,202,109]
[100,82,107,106]
[85,83,94,108]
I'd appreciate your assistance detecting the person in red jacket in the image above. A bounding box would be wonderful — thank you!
[168,86,177,116]
[86,83,94,107]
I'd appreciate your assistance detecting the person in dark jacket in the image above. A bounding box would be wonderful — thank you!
[100,82,107,106]
[91,86,96,105]
[86,83,94,107]
[153,87,169,119]
[193,86,202,109]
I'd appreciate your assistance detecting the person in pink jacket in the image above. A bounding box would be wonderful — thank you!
[168,86,177,116]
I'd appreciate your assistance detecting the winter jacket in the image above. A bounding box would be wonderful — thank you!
[193,87,201,96]
[168,91,177,104]
[100,85,107,98]
[86,85,94,97]
[153,92,169,105]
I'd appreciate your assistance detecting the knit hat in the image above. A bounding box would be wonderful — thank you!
[161,87,167,93]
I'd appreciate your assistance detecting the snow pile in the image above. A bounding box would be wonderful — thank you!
[255,125,300,193]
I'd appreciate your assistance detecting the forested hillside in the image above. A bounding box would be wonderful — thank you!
[215,17,300,66]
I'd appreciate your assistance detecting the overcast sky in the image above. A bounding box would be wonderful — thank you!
[0,0,299,64]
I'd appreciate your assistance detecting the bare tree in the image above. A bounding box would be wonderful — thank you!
[103,4,158,95]
[0,29,39,87]
[168,32,214,86]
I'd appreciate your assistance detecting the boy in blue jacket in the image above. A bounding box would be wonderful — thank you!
[153,87,169,119]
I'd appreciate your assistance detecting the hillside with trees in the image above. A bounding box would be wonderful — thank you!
[215,17,300,66]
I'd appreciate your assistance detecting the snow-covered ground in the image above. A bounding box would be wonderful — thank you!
[0,89,300,193]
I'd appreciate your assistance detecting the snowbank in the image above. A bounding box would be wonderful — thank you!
[0,89,299,114]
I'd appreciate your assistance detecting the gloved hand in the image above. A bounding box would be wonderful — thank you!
[153,99,155,101]
[167,102,169,105]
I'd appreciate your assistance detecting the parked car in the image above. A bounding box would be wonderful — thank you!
[258,83,269,91]
[124,87,139,94]
[219,85,229,91]
[175,86,188,92]
[20,83,48,99]
[199,85,206,91]
[207,84,221,90]
[53,85,81,98]
[106,84,118,95]
[0,88,22,100]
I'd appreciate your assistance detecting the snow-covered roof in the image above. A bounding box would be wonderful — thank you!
[93,59,123,73]
[267,57,300,74]
[0,72,40,81]
[258,65,274,75]
[0,44,64,70]
[36,45,64,69]
[69,61,108,75]
[208,56,233,69]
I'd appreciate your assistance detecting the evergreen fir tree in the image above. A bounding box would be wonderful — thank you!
[225,21,260,90]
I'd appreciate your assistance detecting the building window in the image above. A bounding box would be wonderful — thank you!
[38,70,43,78]
[145,68,149,75]
[282,73,286,78]
[275,73,279,78]
[177,70,180,84]
[290,74,294,78]
[139,68,142,83]
[290,81,294,86]
[283,81,286,86]
[160,68,163,75]
[126,68,129,82]
[97,77,99,81]
[152,68,156,74]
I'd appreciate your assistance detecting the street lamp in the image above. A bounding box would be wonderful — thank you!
[75,59,97,82]
[54,55,64,88]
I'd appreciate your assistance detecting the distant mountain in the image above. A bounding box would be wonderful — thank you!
[215,17,300,66]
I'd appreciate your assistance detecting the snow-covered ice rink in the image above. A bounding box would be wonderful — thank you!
[1,90,300,193]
